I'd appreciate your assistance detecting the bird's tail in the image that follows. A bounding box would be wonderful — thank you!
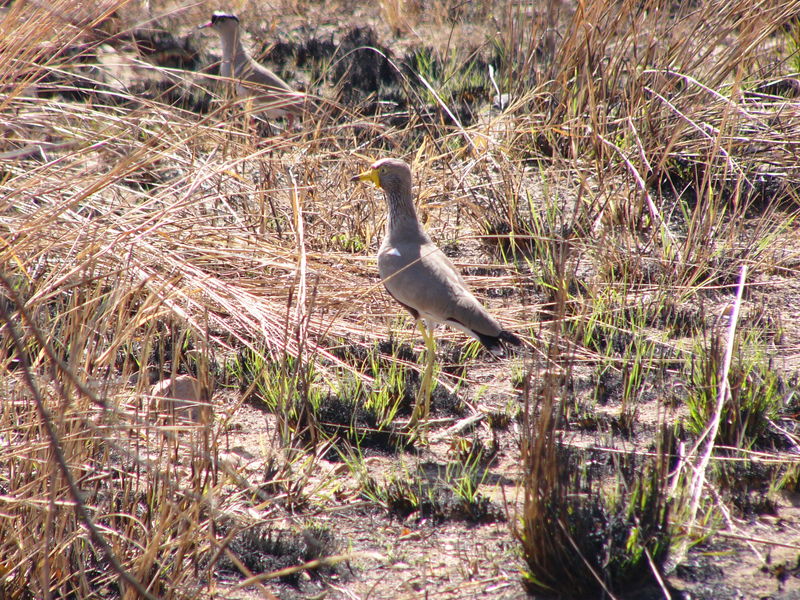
[478,329,523,357]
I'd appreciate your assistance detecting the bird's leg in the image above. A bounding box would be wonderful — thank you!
[409,320,436,436]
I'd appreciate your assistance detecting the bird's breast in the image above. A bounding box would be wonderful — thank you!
[378,245,401,279]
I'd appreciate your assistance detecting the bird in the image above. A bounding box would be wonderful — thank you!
[352,158,521,428]
[198,12,305,127]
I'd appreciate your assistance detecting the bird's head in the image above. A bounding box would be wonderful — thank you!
[198,12,240,33]
[351,158,411,192]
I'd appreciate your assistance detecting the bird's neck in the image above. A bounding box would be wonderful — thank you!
[220,30,248,73]
[385,187,427,241]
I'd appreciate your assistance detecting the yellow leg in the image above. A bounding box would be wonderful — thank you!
[409,321,437,435]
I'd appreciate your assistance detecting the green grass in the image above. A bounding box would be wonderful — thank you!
[685,330,785,450]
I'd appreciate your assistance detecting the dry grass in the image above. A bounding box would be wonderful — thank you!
[2,0,800,598]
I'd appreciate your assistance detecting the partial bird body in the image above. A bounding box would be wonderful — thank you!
[198,12,305,123]
[379,241,505,349]
[353,158,521,356]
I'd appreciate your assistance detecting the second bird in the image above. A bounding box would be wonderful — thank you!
[198,12,306,125]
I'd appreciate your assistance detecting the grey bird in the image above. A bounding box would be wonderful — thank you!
[353,158,521,431]
[198,12,305,125]
[352,157,522,356]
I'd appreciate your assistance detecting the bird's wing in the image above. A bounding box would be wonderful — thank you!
[379,241,503,338]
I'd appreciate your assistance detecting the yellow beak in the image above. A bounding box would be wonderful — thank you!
[351,168,381,188]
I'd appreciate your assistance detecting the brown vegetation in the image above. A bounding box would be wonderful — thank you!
[1,0,800,598]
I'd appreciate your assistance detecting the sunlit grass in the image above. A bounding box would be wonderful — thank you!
[1,0,799,597]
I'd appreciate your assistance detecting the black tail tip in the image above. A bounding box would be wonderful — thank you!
[478,330,523,357]
[499,330,523,346]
